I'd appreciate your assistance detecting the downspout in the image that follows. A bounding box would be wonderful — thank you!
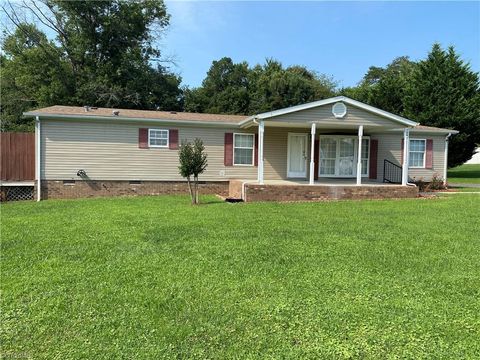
[35,116,41,201]
[443,133,452,186]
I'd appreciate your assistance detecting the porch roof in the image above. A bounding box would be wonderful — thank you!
[240,96,419,128]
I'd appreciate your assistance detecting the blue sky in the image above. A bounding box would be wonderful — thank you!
[162,1,480,89]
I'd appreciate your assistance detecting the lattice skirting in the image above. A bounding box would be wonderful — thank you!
[0,186,34,202]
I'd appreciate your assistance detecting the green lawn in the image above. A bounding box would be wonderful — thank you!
[448,164,480,184]
[2,195,480,359]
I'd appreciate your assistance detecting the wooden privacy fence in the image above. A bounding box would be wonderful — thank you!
[0,132,35,181]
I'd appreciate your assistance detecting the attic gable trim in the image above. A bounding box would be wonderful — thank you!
[239,96,418,127]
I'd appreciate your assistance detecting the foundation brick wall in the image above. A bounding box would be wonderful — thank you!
[244,184,418,202]
[39,180,229,200]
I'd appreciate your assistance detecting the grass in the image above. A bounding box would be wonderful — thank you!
[2,195,480,359]
[447,164,480,184]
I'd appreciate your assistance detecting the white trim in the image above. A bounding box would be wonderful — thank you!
[332,102,347,118]
[240,96,418,127]
[443,133,451,185]
[356,126,363,185]
[386,127,459,135]
[317,135,370,178]
[35,116,41,201]
[24,113,240,128]
[258,121,265,184]
[148,128,169,148]
[309,124,316,185]
[408,138,426,169]
[287,133,309,178]
[233,133,255,166]
[402,128,410,185]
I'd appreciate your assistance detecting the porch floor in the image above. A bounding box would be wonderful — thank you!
[244,178,397,186]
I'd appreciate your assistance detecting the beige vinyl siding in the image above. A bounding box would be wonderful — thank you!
[264,127,310,180]
[271,104,398,128]
[41,120,259,181]
[41,119,447,183]
[371,133,446,182]
[41,120,310,181]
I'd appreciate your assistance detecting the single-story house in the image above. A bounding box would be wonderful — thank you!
[24,96,458,202]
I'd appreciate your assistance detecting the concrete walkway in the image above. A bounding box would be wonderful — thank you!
[449,183,480,188]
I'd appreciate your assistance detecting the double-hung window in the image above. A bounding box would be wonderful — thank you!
[233,133,254,166]
[148,129,169,148]
[361,138,369,176]
[409,139,426,168]
[408,139,426,168]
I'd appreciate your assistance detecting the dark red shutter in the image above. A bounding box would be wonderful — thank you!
[254,134,259,166]
[169,129,179,150]
[139,128,148,149]
[369,139,378,179]
[224,133,233,166]
[426,139,433,169]
[314,139,319,180]
[400,139,404,165]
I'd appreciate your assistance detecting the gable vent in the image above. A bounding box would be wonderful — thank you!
[332,102,347,118]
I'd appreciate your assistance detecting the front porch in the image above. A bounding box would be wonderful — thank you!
[228,179,418,202]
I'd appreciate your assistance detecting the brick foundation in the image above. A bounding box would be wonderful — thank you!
[39,180,229,200]
[243,184,418,202]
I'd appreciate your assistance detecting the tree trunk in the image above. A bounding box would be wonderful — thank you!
[186,176,194,204]
[194,176,199,204]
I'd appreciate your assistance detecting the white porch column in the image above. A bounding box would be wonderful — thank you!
[402,127,410,186]
[257,120,265,185]
[309,123,316,185]
[35,116,41,201]
[356,125,363,185]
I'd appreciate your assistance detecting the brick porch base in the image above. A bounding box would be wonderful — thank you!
[241,183,418,202]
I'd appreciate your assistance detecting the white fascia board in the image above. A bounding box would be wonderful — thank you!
[241,96,419,127]
[411,128,459,135]
[385,127,459,135]
[23,113,241,128]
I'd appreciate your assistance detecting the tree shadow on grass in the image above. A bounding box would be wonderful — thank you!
[448,165,480,179]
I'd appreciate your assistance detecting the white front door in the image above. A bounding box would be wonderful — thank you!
[287,133,308,178]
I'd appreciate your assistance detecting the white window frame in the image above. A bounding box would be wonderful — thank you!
[148,128,169,148]
[409,138,426,169]
[318,135,370,178]
[233,133,255,166]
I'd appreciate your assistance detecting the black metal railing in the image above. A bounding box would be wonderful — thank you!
[383,159,402,184]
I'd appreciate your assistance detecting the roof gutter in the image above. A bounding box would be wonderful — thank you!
[23,113,242,128]
[443,132,453,185]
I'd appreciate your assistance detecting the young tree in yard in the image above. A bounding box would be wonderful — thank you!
[178,138,208,205]
[403,44,480,167]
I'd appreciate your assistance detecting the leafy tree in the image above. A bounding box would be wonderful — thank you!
[403,44,480,167]
[178,138,208,204]
[340,56,416,115]
[184,57,336,115]
[249,59,336,113]
[184,57,250,114]
[1,24,73,131]
[1,0,183,131]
